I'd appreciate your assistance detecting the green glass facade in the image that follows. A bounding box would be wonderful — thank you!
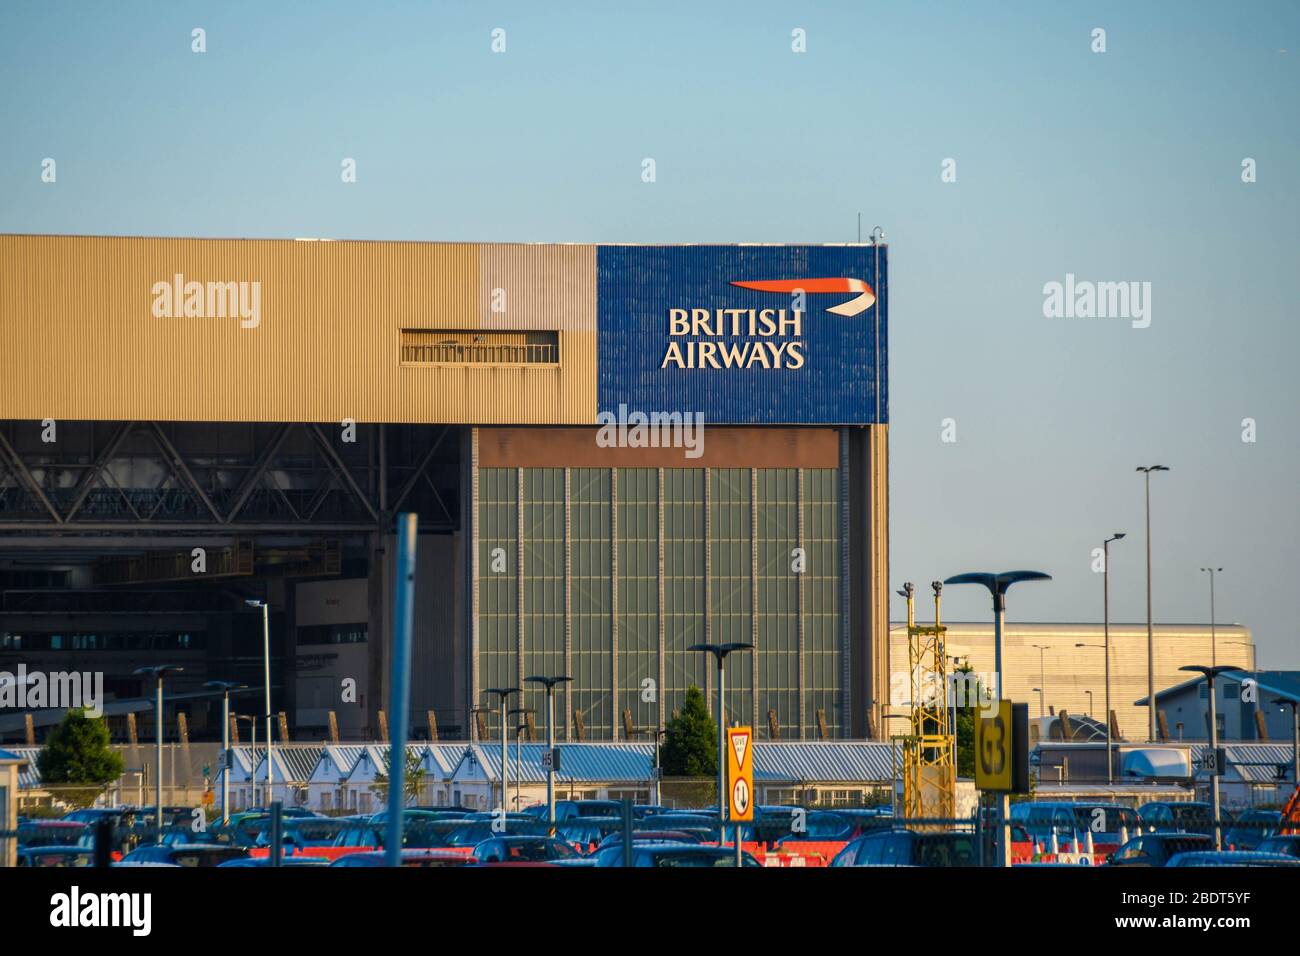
[476,465,842,740]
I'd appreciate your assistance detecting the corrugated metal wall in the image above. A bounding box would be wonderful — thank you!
[0,235,596,424]
[888,623,1256,742]
[1,237,888,428]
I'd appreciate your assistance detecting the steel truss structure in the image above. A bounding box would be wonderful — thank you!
[0,421,459,535]
[900,581,957,822]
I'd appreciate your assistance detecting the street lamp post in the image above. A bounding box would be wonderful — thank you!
[1182,664,1241,851]
[1031,645,1050,718]
[244,599,274,804]
[1100,533,1124,781]
[1137,466,1169,742]
[947,655,967,738]
[688,642,753,867]
[508,708,534,813]
[134,665,183,839]
[881,714,911,817]
[204,681,248,825]
[652,728,673,807]
[1272,698,1300,792]
[235,715,257,810]
[1200,567,1223,668]
[945,570,1052,868]
[484,688,520,814]
[524,676,572,828]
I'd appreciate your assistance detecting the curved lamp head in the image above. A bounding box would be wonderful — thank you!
[944,570,1052,611]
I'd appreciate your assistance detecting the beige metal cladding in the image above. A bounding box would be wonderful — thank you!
[888,622,1255,743]
[0,235,597,424]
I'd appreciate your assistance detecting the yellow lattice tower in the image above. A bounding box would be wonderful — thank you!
[901,581,956,823]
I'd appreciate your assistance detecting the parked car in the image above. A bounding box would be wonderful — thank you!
[218,856,332,867]
[523,800,626,822]
[442,821,549,847]
[158,826,240,848]
[1224,810,1283,850]
[631,805,671,820]
[471,836,580,863]
[17,846,95,867]
[118,844,249,867]
[366,808,469,824]
[1138,802,1228,836]
[330,820,456,850]
[133,806,198,827]
[592,842,761,867]
[329,850,474,868]
[63,807,138,827]
[597,829,706,850]
[255,818,353,849]
[241,806,321,819]
[1105,833,1213,867]
[830,828,979,867]
[17,821,88,848]
[555,818,624,852]
[1166,851,1300,867]
[634,813,718,833]
[1009,802,1140,847]
[1255,835,1300,858]
[745,807,853,844]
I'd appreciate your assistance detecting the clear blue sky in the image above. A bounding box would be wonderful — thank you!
[2,2,1296,665]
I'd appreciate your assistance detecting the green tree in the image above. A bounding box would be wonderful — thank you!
[954,665,979,778]
[36,709,124,808]
[370,749,427,805]
[661,685,717,777]
[955,707,976,778]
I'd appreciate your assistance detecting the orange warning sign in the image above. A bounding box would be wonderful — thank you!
[727,726,754,821]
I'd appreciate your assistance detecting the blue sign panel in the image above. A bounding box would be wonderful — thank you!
[596,245,887,424]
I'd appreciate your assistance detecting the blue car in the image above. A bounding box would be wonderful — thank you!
[1224,810,1282,850]
[218,856,331,867]
[593,842,761,867]
[17,846,94,867]
[830,829,979,867]
[1166,851,1300,867]
[1255,835,1300,858]
[118,844,249,867]
[471,835,581,863]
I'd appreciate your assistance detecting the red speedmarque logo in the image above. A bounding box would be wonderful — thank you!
[730,278,876,317]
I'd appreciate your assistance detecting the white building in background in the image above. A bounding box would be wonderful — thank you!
[306,745,369,814]
[889,622,1254,742]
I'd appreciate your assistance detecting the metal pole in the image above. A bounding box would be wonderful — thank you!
[385,512,418,867]
[1292,703,1299,792]
[269,801,283,867]
[1208,674,1221,851]
[501,697,508,814]
[546,688,556,826]
[717,656,726,848]
[1104,539,1112,785]
[261,602,273,806]
[1039,648,1046,718]
[249,719,256,810]
[994,598,1009,869]
[1144,473,1155,742]
[221,691,230,825]
[1209,569,1217,670]
[154,676,164,838]
[653,730,661,807]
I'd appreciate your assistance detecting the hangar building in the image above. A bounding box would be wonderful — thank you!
[0,235,890,742]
